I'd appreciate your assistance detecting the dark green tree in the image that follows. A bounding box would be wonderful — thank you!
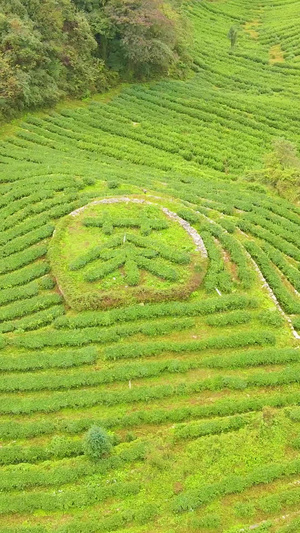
[0,0,109,120]
[83,425,112,461]
[0,0,188,119]
[73,0,189,78]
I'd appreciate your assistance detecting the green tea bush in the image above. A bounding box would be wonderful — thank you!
[293,317,300,331]
[262,242,300,292]
[173,414,249,441]
[2,346,297,393]
[206,310,252,327]
[0,293,62,324]
[0,347,98,372]
[258,309,285,327]
[11,318,194,349]
[0,444,49,466]
[204,222,255,288]
[85,256,125,282]
[0,262,50,289]
[47,436,83,460]
[172,458,300,513]
[2,388,299,442]
[125,259,140,286]
[0,214,50,246]
[0,480,140,514]
[245,241,300,314]
[0,281,38,307]
[127,233,190,264]
[1,2,300,527]
[201,230,234,293]
[0,442,146,492]
[0,225,54,258]
[204,348,300,370]
[0,304,64,333]
[38,276,55,290]
[243,211,300,249]
[54,294,257,329]
[107,180,120,189]
[239,219,300,262]
[104,330,275,360]
[69,242,117,271]
[0,245,47,274]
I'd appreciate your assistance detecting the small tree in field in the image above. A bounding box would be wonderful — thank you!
[83,425,112,461]
[228,26,238,48]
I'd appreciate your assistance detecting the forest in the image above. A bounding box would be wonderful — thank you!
[0,0,188,120]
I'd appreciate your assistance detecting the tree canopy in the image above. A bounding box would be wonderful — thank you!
[0,0,188,120]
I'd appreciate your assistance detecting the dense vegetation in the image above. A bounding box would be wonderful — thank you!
[1,0,300,532]
[0,0,187,120]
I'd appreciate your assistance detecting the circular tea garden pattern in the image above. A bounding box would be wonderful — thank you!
[49,197,208,310]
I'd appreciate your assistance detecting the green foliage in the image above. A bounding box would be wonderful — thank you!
[245,241,300,314]
[54,294,258,329]
[104,330,275,360]
[172,457,300,513]
[0,304,65,333]
[190,514,222,530]
[0,244,48,274]
[0,347,98,372]
[2,0,300,530]
[0,281,38,307]
[0,262,50,290]
[50,200,201,310]
[0,441,145,491]
[246,139,300,201]
[0,479,139,514]
[83,425,112,461]
[0,0,110,121]
[203,221,255,289]
[107,180,120,189]
[201,230,234,293]
[1,0,188,119]
[258,309,284,327]
[206,310,252,327]
[2,346,297,394]
[173,414,250,441]
[0,293,62,324]
[228,27,238,48]
[1,388,300,444]
[11,317,194,349]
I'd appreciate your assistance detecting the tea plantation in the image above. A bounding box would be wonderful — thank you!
[1,0,300,532]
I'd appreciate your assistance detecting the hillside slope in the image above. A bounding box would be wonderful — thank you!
[1,1,300,532]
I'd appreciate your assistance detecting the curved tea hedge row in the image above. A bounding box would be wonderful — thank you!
[1,0,300,531]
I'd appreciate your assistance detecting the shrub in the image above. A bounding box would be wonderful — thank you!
[0,244,47,274]
[190,513,222,529]
[245,241,300,314]
[54,294,258,329]
[206,310,252,327]
[258,309,284,327]
[107,180,120,189]
[83,426,112,461]
[172,458,300,513]
[47,436,82,460]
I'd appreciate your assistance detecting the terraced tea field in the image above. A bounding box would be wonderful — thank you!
[1,0,300,532]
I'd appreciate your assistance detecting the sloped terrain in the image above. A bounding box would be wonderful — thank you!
[1,1,300,532]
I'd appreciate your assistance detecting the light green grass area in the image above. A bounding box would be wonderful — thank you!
[1,0,300,531]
